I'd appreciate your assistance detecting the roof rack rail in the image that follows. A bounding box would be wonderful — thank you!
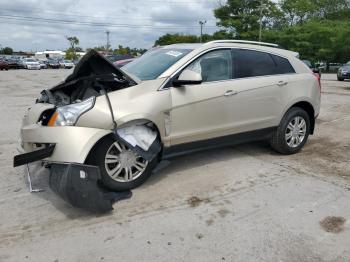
[205,40,279,48]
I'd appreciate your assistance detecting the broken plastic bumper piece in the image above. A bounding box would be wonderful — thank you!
[13,144,56,167]
[49,163,132,213]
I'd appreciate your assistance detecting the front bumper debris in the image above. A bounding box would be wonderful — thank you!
[49,163,132,213]
[14,144,55,167]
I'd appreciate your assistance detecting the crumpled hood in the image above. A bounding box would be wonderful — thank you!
[37,50,140,106]
[51,50,139,92]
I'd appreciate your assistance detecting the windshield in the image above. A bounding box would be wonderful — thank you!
[123,48,192,81]
[26,59,36,62]
[64,60,71,63]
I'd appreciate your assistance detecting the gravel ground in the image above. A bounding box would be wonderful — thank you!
[0,70,349,262]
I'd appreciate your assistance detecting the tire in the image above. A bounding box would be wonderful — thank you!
[337,77,344,81]
[86,136,157,191]
[270,107,311,155]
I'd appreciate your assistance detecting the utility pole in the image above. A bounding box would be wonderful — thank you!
[258,0,263,42]
[105,30,110,55]
[199,20,206,43]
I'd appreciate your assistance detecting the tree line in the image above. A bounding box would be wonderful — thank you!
[0,46,13,55]
[155,0,350,63]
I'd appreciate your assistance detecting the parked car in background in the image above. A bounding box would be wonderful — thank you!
[302,60,321,78]
[6,58,21,69]
[15,41,321,192]
[337,63,350,81]
[114,58,135,67]
[60,60,74,69]
[22,58,41,70]
[38,60,48,69]
[329,63,342,72]
[0,59,10,70]
[47,59,60,69]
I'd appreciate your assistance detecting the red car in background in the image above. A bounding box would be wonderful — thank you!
[114,58,135,67]
[0,59,10,70]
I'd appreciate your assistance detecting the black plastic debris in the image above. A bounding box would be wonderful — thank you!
[49,163,132,213]
[14,144,55,167]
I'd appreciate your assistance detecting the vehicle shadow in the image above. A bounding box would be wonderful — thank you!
[29,141,274,218]
[144,140,273,187]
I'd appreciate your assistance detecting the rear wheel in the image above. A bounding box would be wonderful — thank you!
[86,136,156,191]
[270,107,311,155]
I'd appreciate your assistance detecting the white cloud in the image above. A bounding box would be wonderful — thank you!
[0,0,220,51]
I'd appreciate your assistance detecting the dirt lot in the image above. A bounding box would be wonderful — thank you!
[0,70,349,262]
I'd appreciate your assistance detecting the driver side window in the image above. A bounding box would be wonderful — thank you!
[186,49,233,83]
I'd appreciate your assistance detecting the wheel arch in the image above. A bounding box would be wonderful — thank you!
[85,119,163,164]
[289,101,315,134]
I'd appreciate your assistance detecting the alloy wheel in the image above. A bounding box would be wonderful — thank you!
[285,116,307,148]
[104,141,148,183]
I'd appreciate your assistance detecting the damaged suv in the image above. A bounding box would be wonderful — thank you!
[15,40,321,193]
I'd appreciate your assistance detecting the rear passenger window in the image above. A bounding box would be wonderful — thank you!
[233,49,295,78]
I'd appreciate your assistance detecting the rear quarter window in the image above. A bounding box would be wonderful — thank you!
[271,54,295,74]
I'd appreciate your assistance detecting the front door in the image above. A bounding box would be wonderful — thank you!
[169,49,235,145]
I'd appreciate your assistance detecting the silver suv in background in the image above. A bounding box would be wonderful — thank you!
[22,58,41,70]
[15,40,321,192]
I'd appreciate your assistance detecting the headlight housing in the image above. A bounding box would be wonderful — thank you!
[48,97,95,126]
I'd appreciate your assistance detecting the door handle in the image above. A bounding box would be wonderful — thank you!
[224,90,237,97]
[277,81,288,87]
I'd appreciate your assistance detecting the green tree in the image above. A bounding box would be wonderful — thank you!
[0,47,13,55]
[263,19,350,63]
[214,0,282,40]
[154,33,199,46]
[314,0,349,19]
[66,36,80,60]
[114,45,130,55]
[279,0,316,25]
[279,0,349,25]
[113,45,147,56]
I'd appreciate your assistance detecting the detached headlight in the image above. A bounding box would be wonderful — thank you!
[48,97,95,126]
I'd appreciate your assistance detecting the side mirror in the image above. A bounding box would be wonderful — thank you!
[173,69,202,87]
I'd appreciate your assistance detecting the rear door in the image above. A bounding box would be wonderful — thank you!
[224,49,296,133]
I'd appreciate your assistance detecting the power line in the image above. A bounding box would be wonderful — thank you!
[0,7,216,23]
[0,14,217,29]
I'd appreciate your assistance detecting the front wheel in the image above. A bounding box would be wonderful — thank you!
[270,107,311,155]
[337,77,344,81]
[86,136,156,191]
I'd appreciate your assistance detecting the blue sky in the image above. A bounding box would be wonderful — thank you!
[0,0,221,51]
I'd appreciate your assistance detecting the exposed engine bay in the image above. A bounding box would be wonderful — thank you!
[36,50,138,106]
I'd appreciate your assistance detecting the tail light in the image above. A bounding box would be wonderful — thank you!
[313,73,321,92]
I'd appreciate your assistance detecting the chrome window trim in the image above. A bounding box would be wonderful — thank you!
[158,46,297,91]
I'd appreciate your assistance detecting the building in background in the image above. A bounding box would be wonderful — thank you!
[34,50,66,60]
